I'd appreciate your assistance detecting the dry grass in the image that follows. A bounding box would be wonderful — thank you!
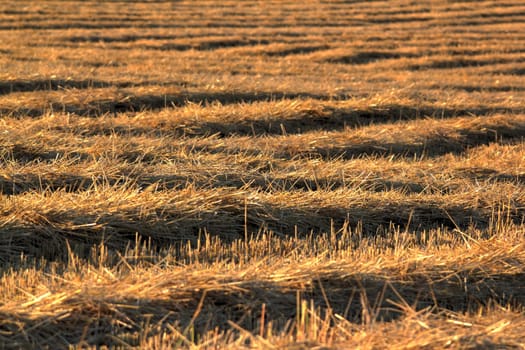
[0,0,525,348]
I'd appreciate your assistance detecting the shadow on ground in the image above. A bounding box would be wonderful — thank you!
[409,56,525,70]
[1,82,521,126]
[1,182,521,263]
[1,269,523,348]
[188,120,525,159]
[306,125,525,159]
[0,79,192,96]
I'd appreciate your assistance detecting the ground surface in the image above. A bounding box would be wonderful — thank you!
[0,0,525,348]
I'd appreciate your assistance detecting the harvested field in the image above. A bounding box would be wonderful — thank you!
[1,0,525,348]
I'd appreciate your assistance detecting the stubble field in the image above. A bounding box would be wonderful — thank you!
[1,0,525,348]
